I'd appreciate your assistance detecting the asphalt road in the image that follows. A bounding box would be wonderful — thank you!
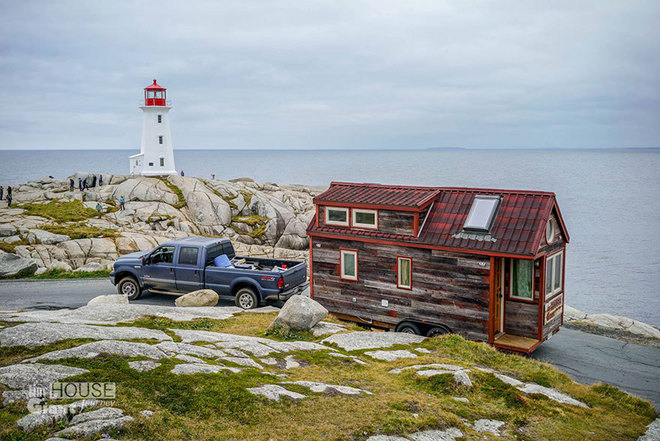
[1,278,658,409]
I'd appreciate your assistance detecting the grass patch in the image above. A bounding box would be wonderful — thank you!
[0,237,29,253]
[239,189,253,206]
[230,215,268,240]
[41,222,118,239]
[157,178,187,209]
[19,200,98,222]
[0,314,654,441]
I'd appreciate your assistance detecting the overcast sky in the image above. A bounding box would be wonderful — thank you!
[0,1,658,150]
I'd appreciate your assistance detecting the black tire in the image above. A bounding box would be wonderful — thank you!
[427,326,450,338]
[396,322,421,335]
[118,277,142,301]
[235,287,259,310]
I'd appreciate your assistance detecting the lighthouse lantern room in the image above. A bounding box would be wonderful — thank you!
[129,79,177,176]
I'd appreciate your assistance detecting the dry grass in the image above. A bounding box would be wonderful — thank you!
[0,314,655,441]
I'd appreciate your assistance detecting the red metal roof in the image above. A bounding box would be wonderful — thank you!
[308,182,569,257]
[145,79,166,90]
[314,182,441,209]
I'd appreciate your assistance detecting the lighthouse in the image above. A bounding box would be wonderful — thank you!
[129,79,177,176]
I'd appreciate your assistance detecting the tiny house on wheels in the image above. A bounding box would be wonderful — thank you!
[306,182,569,354]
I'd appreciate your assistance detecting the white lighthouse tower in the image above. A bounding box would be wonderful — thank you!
[129,79,177,176]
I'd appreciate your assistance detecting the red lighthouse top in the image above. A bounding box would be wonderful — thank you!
[144,79,167,106]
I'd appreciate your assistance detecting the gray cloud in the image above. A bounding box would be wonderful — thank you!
[0,0,658,149]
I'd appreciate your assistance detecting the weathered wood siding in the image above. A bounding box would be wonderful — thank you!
[311,237,491,342]
[318,205,416,236]
[504,300,538,339]
[379,210,415,236]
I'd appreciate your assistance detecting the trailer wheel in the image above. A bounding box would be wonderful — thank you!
[396,322,421,335]
[118,277,141,301]
[427,326,450,338]
[235,287,259,310]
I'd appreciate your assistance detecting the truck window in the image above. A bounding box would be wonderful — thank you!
[222,243,235,259]
[178,247,199,266]
[206,244,225,265]
[151,246,175,264]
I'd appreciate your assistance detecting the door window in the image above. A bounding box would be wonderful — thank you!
[150,246,175,264]
[178,247,199,266]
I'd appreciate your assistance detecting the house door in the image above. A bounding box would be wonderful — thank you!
[493,258,504,335]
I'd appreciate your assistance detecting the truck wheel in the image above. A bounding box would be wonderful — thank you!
[427,326,450,337]
[235,287,259,310]
[396,322,421,335]
[118,277,142,301]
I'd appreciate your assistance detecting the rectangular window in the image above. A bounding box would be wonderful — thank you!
[340,249,358,281]
[325,207,349,226]
[545,251,563,295]
[178,247,199,266]
[158,136,163,144]
[148,162,154,166]
[150,246,175,264]
[510,259,534,300]
[159,157,164,167]
[157,115,162,123]
[397,256,412,289]
[352,209,378,229]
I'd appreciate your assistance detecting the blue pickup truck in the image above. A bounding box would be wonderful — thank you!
[110,237,308,309]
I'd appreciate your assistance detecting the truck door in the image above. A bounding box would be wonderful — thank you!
[142,245,177,292]
[175,246,203,292]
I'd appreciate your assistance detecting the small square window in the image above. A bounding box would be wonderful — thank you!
[340,249,358,281]
[157,115,162,123]
[158,136,163,144]
[325,207,349,226]
[352,209,378,229]
[148,162,153,166]
[160,157,164,167]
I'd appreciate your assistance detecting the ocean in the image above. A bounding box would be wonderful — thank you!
[1,148,658,326]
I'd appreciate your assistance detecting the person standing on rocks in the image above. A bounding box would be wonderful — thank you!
[0,185,3,200]
[99,175,103,186]
[83,178,89,190]
[180,170,184,176]
[69,178,74,191]
[6,187,12,208]
[96,201,103,218]
[119,196,125,211]
[92,175,97,187]
[211,173,216,180]
[78,178,83,191]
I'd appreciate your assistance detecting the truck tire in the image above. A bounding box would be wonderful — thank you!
[235,287,259,310]
[118,277,142,301]
[396,322,421,335]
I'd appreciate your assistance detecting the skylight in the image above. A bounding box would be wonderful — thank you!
[464,195,500,232]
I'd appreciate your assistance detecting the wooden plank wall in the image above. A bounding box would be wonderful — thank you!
[504,300,538,338]
[538,212,566,340]
[318,205,415,236]
[311,237,491,342]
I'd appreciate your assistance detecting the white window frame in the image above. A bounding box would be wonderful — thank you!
[325,207,349,226]
[509,259,534,301]
[546,218,555,243]
[397,256,412,290]
[340,249,358,281]
[545,251,563,296]
[352,209,378,229]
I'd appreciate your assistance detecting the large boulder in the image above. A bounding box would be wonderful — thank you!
[0,253,38,278]
[27,229,70,245]
[268,295,328,332]
[175,289,219,307]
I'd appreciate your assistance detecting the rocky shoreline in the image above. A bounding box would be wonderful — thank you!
[1,174,658,346]
[0,174,322,276]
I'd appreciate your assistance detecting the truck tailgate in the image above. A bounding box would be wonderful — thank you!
[280,262,307,290]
